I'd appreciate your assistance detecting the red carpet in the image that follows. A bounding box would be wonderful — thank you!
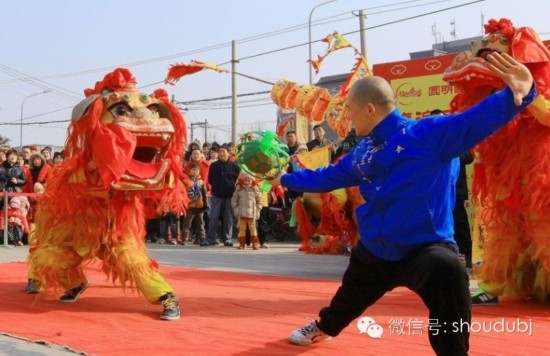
[0,262,549,355]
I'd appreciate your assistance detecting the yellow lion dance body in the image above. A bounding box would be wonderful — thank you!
[28,68,187,319]
[443,19,550,302]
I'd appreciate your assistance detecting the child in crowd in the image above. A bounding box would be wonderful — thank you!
[34,182,45,194]
[52,151,64,165]
[144,198,159,243]
[23,183,45,241]
[6,197,30,246]
[231,173,262,250]
[257,182,271,248]
[181,164,207,245]
[157,189,180,245]
[289,144,308,171]
[18,197,32,245]
[158,211,179,245]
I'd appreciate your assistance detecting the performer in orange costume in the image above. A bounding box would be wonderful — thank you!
[443,18,550,304]
[26,68,187,320]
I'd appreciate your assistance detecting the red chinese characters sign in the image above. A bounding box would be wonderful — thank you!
[373,54,457,119]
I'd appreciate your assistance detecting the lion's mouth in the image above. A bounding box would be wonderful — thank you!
[477,48,501,60]
[127,133,171,179]
[442,50,501,88]
[114,118,175,189]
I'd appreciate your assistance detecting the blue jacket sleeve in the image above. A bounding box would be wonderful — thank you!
[412,85,536,161]
[280,153,361,192]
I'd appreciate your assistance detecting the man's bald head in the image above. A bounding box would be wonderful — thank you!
[348,76,396,112]
[347,76,397,136]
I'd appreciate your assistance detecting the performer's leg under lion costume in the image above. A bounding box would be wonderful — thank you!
[26,68,187,320]
[443,18,550,304]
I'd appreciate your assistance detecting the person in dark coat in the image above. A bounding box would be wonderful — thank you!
[203,144,241,246]
[2,149,26,193]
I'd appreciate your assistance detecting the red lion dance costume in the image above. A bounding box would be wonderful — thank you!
[443,19,550,303]
[27,68,187,320]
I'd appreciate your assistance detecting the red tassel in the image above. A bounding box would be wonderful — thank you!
[294,198,315,251]
[318,193,347,236]
[504,180,521,210]
[472,162,487,205]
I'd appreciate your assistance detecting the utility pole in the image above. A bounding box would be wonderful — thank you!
[481,13,485,35]
[308,0,338,142]
[450,17,458,40]
[204,119,208,143]
[231,40,238,144]
[352,9,367,57]
[432,23,442,44]
[190,120,209,143]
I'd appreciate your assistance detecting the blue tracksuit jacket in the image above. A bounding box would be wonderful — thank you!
[281,86,536,261]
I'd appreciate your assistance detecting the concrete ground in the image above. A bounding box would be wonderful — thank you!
[0,241,477,355]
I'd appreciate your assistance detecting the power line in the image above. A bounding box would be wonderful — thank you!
[0,0,486,128]
[176,90,270,105]
[0,105,73,125]
[205,0,483,100]
[187,102,274,110]
[0,0,466,85]
[0,64,82,101]
[121,0,489,91]
[187,97,272,107]
[0,119,69,126]
[235,0,485,62]
[0,43,231,84]
[153,1,486,113]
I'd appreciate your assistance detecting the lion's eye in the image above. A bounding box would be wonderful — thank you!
[147,104,159,114]
[108,103,132,118]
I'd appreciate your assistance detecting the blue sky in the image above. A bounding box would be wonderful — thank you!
[1,0,549,147]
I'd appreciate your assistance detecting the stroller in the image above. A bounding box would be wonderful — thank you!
[258,195,293,241]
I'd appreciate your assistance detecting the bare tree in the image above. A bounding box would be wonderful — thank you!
[245,121,267,133]
[0,134,10,148]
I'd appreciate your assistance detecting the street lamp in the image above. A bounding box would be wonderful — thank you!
[20,89,52,148]
[308,0,338,85]
[307,0,338,141]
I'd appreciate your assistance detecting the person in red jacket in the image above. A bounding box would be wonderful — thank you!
[5,197,30,246]
[23,153,47,193]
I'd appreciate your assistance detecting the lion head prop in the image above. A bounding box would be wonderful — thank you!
[66,68,187,192]
[443,18,550,111]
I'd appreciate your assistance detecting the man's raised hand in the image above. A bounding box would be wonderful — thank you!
[485,52,534,106]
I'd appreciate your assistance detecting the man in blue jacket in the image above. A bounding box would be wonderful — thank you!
[271,53,534,355]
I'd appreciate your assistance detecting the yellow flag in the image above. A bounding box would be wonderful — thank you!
[308,32,352,74]
[295,145,332,169]
[340,54,373,96]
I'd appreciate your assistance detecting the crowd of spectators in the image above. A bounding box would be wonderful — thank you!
[146,139,276,249]
[0,144,64,245]
[1,130,357,249]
